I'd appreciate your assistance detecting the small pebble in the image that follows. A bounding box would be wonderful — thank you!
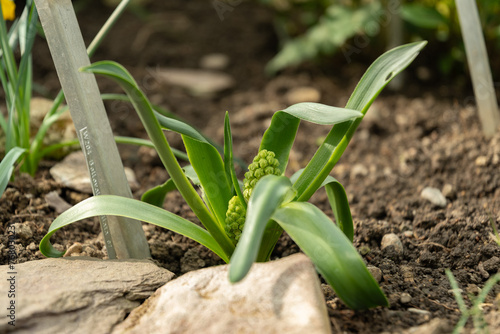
[27,242,37,251]
[199,53,230,70]
[400,292,412,304]
[408,308,431,316]
[13,223,33,240]
[475,156,488,166]
[63,242,83,257]
[441,183,456,199]
[381,233,403,254]
[403,230,414,238]
[367,266,382,283]
[351,163,369,178]
[421,187,447,207]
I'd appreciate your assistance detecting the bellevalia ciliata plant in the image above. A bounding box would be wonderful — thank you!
[39,41,427,309]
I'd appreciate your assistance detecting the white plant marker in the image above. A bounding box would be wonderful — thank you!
[456,0,500,137]
[34,0,150,259]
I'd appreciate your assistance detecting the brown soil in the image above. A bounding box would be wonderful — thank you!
[2,0,500,333]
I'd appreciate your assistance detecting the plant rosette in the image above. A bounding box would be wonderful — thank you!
[39,41,427,310]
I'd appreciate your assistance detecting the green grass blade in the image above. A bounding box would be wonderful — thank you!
[229,175,292,282]
[39,195,229,263]
[294,41,427,201]
[81,61,235,257]
[0,147,26,197]
[273,202,388,309]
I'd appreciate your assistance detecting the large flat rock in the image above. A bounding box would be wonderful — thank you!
[0,257,174,334]
[112,253,330,334]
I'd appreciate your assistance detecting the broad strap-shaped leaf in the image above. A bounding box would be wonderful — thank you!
[229,175,293,282]
[272,202,388,309]
[82,61,235,258]
[0,147,25,197]
[141,179,176,207]
[141,165,202,208]
[183,135,232,228]
[156,107,234,227]
[260,103,363,173]
[39,195,230,263]
[291,169,353,241]
[294,41,427,201]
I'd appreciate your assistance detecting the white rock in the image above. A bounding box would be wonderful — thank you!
[112,253,330,334]
[200,53,230,70]
[50,151,139,193]
[285,86,321,105]
[420,187,447,207]
[381,233,403,255]
[155,68,234,96]
[0,257,173,334]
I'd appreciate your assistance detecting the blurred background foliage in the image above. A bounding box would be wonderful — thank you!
[257,0,500,81]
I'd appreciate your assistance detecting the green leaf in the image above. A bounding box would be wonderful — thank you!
[266,2,381,73]
[224,112,246,210]
[82,61,235,258]
[141,179,176,207]
[273,202,388,309]
[183,135,233,229]
[39,195,230,263]
[260,103,362,173]
[401,4,448,29]
[291,169,353,242]
[229,175,292,282]
[294,41,427,201]
[325,180,353,242]
[0,147,25,197]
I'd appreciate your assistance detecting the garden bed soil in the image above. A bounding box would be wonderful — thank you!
[2,0,500,333]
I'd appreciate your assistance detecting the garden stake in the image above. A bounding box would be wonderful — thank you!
[456,0,500,137]
[34,0,150,259]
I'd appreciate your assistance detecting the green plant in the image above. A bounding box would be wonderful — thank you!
[0,0,180,198]
[39,41,426,309]
[446,269,500,334]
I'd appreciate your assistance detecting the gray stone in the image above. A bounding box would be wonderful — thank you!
[381,233,404,255]
[367,265,383,283]
[421,187,447,207]
[112,253,330,334]
[0,257,173,334]
[155,68,234,96]
[44,191,72,214]
[50,151,139,193]
[400,292,412,304]
[399,318,451,334]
